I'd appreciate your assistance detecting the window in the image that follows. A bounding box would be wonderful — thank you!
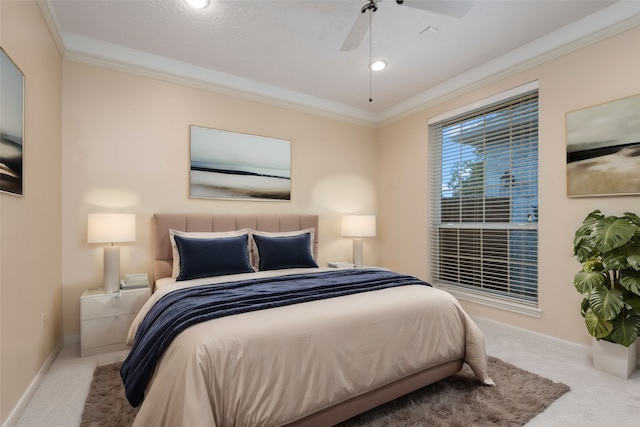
[429,84,539,312]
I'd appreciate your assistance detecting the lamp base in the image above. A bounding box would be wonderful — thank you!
[352,238,364,268]
[103,246,121,293]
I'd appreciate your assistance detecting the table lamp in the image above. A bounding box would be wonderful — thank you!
[342,215,376,268]
[88,213,136,293]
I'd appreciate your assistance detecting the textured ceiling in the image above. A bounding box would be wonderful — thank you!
[46,0,640,123]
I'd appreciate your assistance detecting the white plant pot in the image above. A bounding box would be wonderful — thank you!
[592,337,636,379]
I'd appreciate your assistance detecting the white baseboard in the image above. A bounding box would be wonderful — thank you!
[472,315,640,369]
[2,339,63,427]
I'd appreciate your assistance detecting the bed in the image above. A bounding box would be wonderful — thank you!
[121,213,493,427]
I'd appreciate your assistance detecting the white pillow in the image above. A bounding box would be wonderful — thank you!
[169,228,251,278]
[250,228,315,270]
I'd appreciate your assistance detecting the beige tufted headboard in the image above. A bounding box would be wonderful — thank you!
[153,214,319,281]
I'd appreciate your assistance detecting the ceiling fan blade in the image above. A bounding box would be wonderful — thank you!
[400,0,475,18]
[341,10,376,51]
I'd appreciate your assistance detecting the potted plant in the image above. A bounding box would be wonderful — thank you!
[574,210,640,377]
[573,210,640,378]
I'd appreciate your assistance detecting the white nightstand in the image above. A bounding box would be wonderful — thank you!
[80,287,151,357]
[328,262,356,268]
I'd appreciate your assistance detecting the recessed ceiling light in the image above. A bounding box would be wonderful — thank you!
[185,0,210,9]
[370,60,387,71]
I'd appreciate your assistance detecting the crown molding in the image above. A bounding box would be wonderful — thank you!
[61,34,378,128]
[376,2,640,126]
[37,0,65,56]
[40,1,640,127]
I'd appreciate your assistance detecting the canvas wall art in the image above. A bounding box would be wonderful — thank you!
[0,48,24,196]
[190,125,291,201]
[566,94,640,197]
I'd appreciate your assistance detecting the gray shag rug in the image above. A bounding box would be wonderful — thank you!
[81,356,569,427]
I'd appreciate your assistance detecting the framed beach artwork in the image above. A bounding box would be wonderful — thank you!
[0,47,24,196]
[189,125,291,201]
[566,94,640,197]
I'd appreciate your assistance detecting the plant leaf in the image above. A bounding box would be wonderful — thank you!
[574,271,606,295]
[589,287,624,320]
[574,237,595,262]
[621,270,640,296]
[610,315,640,347]
[585,309,613,338]
[625,295,640,316]
[573,211,602,261]
[584,210,604,226]
[593,217,636,253]
[601,246,629,270]
[580,297,590,317]
[623,212,640,227]
[625,242,640,270]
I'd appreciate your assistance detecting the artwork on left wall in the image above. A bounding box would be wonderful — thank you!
[566,94,640,197]
[189,125,291,201]
[0,47,24,196]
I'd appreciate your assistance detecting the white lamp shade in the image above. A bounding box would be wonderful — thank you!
[87,213,136,243]
[342,215,376,237]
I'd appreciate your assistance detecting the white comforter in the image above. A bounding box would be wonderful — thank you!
[126,268,493,427]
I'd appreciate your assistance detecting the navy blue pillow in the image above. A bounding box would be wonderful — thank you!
[174,234,253,281]
[252,232,319,271]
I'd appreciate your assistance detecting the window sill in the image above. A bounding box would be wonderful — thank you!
[435,283,543,318]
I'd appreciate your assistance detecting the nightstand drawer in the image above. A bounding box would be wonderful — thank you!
[82,314,137,349]
[80,287,151,357]
[81,289,149,320]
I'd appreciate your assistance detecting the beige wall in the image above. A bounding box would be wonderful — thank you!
[61,62,378,337]
[378,25,640,350]
[0,1,63,424]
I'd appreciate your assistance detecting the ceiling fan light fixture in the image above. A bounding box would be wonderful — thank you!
[185,0,210,9]
[370,60,387,71]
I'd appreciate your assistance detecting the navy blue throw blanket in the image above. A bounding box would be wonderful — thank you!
[120,268,430,407]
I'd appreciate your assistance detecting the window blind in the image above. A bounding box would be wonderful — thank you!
[429,89,539,305]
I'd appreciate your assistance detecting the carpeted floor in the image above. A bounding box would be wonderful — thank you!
[80,356,569,427]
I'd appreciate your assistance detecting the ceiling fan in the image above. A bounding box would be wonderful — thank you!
[341,0,475,51]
